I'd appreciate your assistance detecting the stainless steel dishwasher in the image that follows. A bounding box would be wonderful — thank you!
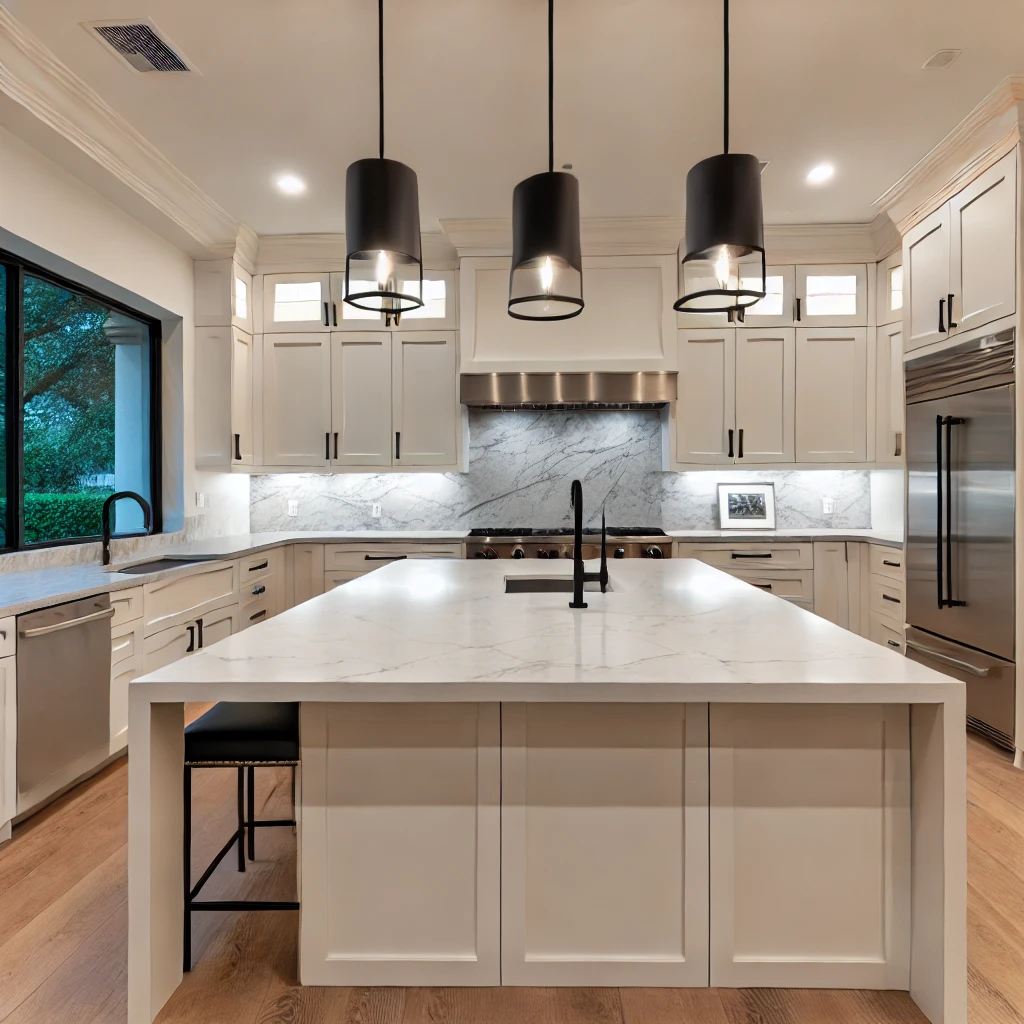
[17,593,114,812]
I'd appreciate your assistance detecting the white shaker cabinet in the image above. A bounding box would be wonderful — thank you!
[794,264,868,328]
[812,541,850,628]
[795,327,867,462]
[734,328,795,463]
[194,326,254,469]
[262,273,332,333]
[393,332,458,467]
[262,334,332,468]
[330,333,393,466]
[675,329,735,464]
[287,543,325,608]
[331,270,457,331]
[903,206,950,353]
[230,328,254,466]
[875,323,905,464]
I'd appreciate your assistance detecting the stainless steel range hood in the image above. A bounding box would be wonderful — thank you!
[459,371,677,410]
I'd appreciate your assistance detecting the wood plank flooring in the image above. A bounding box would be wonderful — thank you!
[0,719,1020,1023]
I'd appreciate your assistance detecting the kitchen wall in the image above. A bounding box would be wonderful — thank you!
[251,410,874,531]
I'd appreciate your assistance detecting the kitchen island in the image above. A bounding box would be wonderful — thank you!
[128,558,965,1024]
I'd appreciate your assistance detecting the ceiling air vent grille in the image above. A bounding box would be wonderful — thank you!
[90,22,192,73]
[922,49,961,70]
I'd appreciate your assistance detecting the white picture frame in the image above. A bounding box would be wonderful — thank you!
[717,482,776,529]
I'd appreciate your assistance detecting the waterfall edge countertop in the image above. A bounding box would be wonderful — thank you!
[133,558,953,702]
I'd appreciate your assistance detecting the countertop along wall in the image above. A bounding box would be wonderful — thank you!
[250,410,877,532]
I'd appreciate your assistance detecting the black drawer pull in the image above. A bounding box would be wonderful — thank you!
[752,583,773,590]
[234,433,242,461]
[732,552,771,559]
[882,559,901,568]
[252,584,266,596]
[737,427,744,459]
[947,293,957,329]
[248,561,268,572]
[323,300,329,326]
[364,554,408,561]
[185,624,196,653]
[887,639,901,649]
[250,609,267,622]
[882,593,901,603]
[727,428,734,459]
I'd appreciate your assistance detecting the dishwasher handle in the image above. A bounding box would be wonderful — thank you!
[19,605,115,638]
[905,639,990,677]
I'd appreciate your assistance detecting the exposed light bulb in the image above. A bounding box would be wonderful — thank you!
[375,250,393,290]
[714,247,732,290]
[539,256,554,294]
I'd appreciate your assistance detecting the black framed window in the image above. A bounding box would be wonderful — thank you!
[0,252,162,550]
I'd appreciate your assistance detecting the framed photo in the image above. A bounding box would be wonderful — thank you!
[717,482,776,529]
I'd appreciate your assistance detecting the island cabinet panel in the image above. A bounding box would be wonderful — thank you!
[300,702,500,986]
[500,703,709,986]
[709,703,911,989]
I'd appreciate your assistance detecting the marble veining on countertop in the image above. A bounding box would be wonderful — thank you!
[134,559,956,703]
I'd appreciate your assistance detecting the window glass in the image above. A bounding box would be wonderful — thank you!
[400,278,446,319]
[234,275,248,320]
[340,279,382,320]
[889,265,903,311]
[272,279,323,323]
[741,274,784,317]
[21,275,151,544]
[805,274,858,316]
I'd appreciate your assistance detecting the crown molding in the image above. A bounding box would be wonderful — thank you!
[869,212,901,261]
[207,223,260,274]
[874,75,1024,234]
[0,6,239,251]
[762,223,879,264]
[254,231,458,273]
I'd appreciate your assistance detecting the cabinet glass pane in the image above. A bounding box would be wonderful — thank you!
[273,280,323,323]
[234,276,248,319]
[805,275,858,316]
[340,280,381,320]
[889,266,903,311]
[740,274,784,317]
[399,278,446,320]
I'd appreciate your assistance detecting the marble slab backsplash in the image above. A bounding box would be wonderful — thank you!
[250,410,872,532]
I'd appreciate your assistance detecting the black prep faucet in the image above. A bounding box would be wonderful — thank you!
[102,490,152,566]
[569,479,608,609]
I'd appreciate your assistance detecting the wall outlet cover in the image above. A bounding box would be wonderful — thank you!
[195,492,208,509]
[371,503,382,518]
[822,496,836,514]
[287,499,299,517]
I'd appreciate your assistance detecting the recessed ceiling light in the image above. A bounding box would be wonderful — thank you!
[806,163,834,185]
[275,173,306,196]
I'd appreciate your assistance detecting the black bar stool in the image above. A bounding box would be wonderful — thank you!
[183,702,300,971]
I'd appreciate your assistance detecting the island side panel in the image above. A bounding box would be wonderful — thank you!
[909,699,968,1024]
[709,703,911,990]
[127,693,184,1024]
[299,702,500,986]
[500,702,710,986]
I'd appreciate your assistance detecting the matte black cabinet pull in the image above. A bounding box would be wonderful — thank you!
[364,554,408,562]
[333,432,339,460]
[752,583,773,590]
[882,559,901,568]
[248,561,268,572]
[795,296,801,321]
[732,551,771,559]
[325,432,330,459]
[887,639,901,649]
[197,617,203,649]
[332,302,338,327]
[947,293,957,329]
[882,593,901,603]
[727,428,734,458]
[252,584,266,596]
[938,297,946,333]
[250,609,267,622]
[234,433,241,461]
[185,624,196,653]
[323,300,330,326]
[894,431,902,458]
[395,431,401,460]
[936,414,944,608]
[737,428,744,459]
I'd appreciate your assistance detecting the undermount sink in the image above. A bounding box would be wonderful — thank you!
[108,557,217,575]
[504,576,610,594]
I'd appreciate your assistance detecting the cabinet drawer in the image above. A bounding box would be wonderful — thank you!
[870,612,905,654]
[728,568,814,602]
[110,587,144,627]
[240,593,271,628]
[676,542,813,570]
[0,617,15,659]
[869,576,905,619]
[142,562,239,636]
[324,543,462,572]
[325,570,365,590]
[111,619,140,667]
[240,547,283,579]
[869,545,905,582]
[142,621,195,674]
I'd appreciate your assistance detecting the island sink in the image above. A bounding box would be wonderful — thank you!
[504,575,611,594]
[108,556,217,574]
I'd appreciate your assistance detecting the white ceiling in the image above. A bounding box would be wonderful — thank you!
[6,0,1024,236]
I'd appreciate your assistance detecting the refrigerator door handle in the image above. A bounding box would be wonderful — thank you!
[945,416,966,608]
[935,414,944,609]
[905,639,990,677]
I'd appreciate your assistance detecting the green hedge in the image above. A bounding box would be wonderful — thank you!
[23,491,112,544]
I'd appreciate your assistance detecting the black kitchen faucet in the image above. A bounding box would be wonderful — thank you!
[569,479,608,609]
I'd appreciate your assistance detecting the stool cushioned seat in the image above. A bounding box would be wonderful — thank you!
[184,702,299,764]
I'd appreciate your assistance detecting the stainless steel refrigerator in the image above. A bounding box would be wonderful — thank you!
[905,328,1016,749]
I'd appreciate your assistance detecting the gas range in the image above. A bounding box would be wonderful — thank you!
[465,527,671,561]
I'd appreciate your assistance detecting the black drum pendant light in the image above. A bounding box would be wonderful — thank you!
[508,0,583,321]
[675,0,765,314]
[344,0,423,322]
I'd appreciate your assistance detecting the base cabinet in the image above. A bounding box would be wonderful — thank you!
[0,657,15,836]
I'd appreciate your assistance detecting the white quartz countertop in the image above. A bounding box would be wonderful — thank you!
[134,558,957,704]
[669,528,904,547]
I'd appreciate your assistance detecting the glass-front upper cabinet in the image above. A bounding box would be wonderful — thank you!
[329,270,456,330]
[794,264,868,328]
[875,252,903,327]
[262,273,332,333]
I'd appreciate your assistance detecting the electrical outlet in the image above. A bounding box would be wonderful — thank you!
[822,496,836,514]
[371,503,382,519]
[287,499,299,517]
[195,492,208,509]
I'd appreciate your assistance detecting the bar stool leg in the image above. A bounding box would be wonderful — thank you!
[247,765,255,861]
[236,767,245,872]
[183,765,192,972]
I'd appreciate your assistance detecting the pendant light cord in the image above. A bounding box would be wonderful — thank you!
[723,0,729,154]
[378,0,385,159]
[548,0,554,173]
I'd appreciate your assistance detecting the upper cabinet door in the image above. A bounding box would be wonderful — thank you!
[262,334,331,467]
[949,148,1017,336]
[795,328,867,462]
[675,329,736,465]
[329,270,457,331]
[392,332,458,467]
[795,264,868,328]
[262,273,331,333]
[734,328,795,463]
[230,328,254,466]
[903,205,950,353]
[874,323,904,465]
[738,265,796,328]
[329,272,384,329]
[330,332,393,467]
[232,265,253,333]
[875,252,903,327]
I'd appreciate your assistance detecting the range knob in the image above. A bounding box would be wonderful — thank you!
[613,547,626,559]
[511,547,525,559]
[643,546,665,559]
[474,547,499,560]
[536,549,550,559]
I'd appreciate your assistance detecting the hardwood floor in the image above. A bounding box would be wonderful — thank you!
[0,720,1020,1023]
